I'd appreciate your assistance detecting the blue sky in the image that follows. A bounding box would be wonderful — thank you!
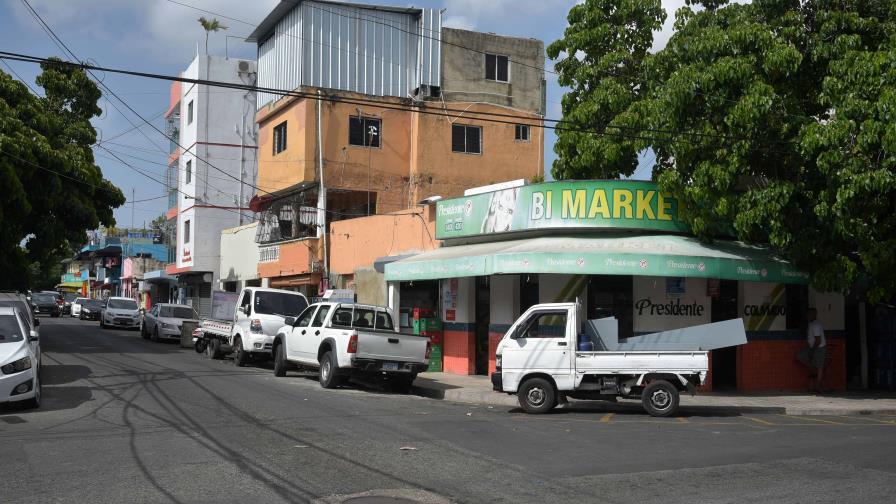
[0,0,688,227]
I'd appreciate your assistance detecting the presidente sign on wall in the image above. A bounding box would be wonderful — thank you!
[436,180,690,240]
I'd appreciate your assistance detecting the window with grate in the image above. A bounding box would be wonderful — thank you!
[349,116,381,148]
[273,121,287,155]
[452,124,482,154]
[485,54,509,82]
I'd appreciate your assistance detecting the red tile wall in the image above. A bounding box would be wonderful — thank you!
[443,330,475,375]
[738,340,846,391]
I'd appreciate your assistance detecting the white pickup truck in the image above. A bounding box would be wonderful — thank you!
[272,303,430,392]
[492,302,746,417]
[197,288,309,366]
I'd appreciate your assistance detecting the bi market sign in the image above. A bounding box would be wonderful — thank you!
[436,180,689,240]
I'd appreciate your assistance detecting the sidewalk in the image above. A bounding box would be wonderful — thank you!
[412,372,896,416]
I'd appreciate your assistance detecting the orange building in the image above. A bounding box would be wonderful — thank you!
[247,1,546,298]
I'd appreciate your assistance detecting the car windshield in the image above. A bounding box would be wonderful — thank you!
[160,306,197,319]
[108,299,138,310]
[254,292,308,317]
[83,300,103,309]
[33,293,56,303]
[64,292,79,302]
[331,307,394,330]
[0,315,24,343]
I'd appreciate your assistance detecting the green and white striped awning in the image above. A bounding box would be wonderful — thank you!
[384,234,808,284]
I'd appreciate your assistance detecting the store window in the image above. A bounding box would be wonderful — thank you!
[587,275,633,339]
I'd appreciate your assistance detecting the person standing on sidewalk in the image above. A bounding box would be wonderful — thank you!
[796,308,827,392]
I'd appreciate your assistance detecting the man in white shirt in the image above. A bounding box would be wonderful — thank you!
[797,308,827,392]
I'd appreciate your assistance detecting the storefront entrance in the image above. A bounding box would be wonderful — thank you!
[711,280,738,390]
[474,276,490,375]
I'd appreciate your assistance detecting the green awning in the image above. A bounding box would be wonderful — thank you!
[384,234,808,284]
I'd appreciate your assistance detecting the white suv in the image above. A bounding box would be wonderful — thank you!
[100,297,141,330]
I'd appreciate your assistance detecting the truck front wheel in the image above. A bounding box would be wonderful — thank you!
[641,380,680,417]
[318,351,341,389]
[518,377,557,414]
[232,337,248,367]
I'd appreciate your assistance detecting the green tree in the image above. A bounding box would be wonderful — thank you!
[0,59,125,290]
[550,0,896,300]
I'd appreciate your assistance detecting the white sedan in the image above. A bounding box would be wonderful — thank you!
[0,306,41,408]
[70,297,89,318]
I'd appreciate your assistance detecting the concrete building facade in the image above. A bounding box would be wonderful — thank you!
[163,54,258,316]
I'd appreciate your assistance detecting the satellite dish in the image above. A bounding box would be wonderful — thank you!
[238,60,250,72]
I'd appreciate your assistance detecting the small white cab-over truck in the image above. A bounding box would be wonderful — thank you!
[492,302,746,417]
[197,288,309,366]
[273,302,431,392]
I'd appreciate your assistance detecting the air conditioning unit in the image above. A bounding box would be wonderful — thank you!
[237,60,251,73]
[417,85,442,99]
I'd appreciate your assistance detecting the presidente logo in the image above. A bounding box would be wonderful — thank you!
[667,259,706,272]
[530,187,679,222]
[635,298,705,317]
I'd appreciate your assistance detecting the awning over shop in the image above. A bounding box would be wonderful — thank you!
[56,281,85,290]
[384,234,809,284]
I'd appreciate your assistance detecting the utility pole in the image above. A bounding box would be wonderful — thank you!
[367,123,378,216]
[316,90,328,290]
[237,117,245,226]
[131,187,135,231]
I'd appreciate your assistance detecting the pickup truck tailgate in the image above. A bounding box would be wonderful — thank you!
[356,331,428,363]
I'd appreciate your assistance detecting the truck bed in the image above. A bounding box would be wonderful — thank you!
[199,319,233,338]
[354,330,429,364]
[575,350,708,375]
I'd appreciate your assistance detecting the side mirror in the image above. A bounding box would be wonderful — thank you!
[237,306,247,315]
[284,316,297,327]
[29,330,39,342]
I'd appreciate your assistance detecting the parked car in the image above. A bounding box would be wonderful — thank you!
[0,306,41,408]
[79,299,103,321]
[62,292,79,315]
[30,292,61,317]
[0,292,35,324]
[273,303,431,392]
[70,297,89,318]
[100,297,141,330]
[141,303,199,342]
[196,288,309,366]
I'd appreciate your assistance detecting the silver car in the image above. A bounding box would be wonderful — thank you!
[100,297,141,330]
[141,304,199,342]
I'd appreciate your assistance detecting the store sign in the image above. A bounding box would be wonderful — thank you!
[740,282,787,331]
[634,298,705,317]
[436,180,689,240]
[633,277,710,333]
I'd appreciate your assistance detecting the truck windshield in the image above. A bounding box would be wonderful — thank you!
[254,292,308,317]
[331,307,394,330]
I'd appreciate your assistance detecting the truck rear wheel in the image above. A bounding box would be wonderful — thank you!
[273,343,287,377]
[319,351,341,389]
[518,377,557,414]
[641,380,680,417]
[206,338,222,360]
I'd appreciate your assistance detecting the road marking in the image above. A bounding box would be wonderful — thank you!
[600,413,614,423]
[831,415,896,425]
[743,416,775,426]
[676,417,688,423]
[777,414,842,425]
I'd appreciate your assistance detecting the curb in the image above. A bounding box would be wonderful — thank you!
[412,384,896,417]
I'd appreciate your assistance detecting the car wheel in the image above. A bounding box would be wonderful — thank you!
[318,351,341,389]
[273,343,287,377]
[152,327,160,343]
[233,337,248,367]
[641,380,680,417]
[24,375,41,409]
[194,338,207,354]
[518,377,557,414]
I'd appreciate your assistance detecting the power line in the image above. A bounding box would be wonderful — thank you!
[0,51,776,147]
[0,59,39,95]
[0,148,121,197]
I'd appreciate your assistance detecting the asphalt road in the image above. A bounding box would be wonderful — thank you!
[2,317,896,503]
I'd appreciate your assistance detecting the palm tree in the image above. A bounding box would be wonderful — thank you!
[198,16,227,55]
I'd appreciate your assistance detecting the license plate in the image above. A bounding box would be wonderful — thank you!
[382,362,398,371]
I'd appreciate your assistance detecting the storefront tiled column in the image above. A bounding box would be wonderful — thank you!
[442,278,476,375]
